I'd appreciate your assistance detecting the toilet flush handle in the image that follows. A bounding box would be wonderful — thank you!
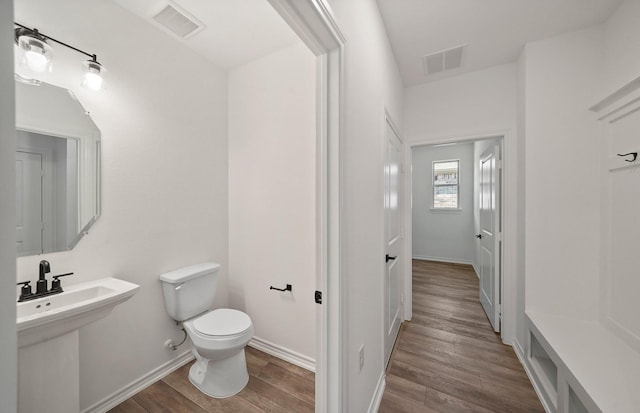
[174,283,184,291]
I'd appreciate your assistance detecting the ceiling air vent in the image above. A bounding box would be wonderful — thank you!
[152,2,204,39]
[422,44,466,76]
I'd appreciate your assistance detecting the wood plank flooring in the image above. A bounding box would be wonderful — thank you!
[107,346,315,413]
[379,259,544,413]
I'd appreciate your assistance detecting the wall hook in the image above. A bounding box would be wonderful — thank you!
[617,152,638,162]
[270,284,292,292]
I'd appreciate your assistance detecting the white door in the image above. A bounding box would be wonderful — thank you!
[478,145,501,332]
[384,120,403,365]
[16,151,43,255]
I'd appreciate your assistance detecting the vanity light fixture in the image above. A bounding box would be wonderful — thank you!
[14,22,106,91]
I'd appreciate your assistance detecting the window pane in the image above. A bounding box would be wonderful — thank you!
[434,185,458,208]
[434,161,458,185]
[433,160,459,208]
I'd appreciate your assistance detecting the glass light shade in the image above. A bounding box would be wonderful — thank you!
[18,34,52,73]
[82,60,106,91]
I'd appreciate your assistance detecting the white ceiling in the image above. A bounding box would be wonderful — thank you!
[112,0,301,70]
[376,0,624,86]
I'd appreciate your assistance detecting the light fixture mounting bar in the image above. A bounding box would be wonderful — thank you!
[14,22,100,63]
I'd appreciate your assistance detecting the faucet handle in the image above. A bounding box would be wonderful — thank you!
[16,281,33,302]
[50,272,74,293]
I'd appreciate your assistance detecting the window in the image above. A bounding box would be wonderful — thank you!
[433,160,459,209]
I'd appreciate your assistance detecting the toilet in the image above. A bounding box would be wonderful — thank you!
[159,262,253,398]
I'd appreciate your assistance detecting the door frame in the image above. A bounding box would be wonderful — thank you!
[403,130,517,345]
[267,1,346,412]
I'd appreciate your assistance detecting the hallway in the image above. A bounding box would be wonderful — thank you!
[379,260,543,413]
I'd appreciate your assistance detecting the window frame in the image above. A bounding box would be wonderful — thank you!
[431,159,460,210]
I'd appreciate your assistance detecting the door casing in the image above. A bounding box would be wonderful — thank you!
[267,1,346,412]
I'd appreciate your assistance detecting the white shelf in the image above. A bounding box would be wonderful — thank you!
[590,75,640,123]
[527,312,640,413]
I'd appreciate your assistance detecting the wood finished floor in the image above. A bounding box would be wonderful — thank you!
[107,346,315,413]
[379,259,544,413]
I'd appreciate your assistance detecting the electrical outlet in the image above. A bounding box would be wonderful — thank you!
[359,344,365,371]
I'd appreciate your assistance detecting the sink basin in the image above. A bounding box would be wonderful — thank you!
[17,277,139,348]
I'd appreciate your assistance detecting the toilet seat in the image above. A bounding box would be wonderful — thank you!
[193,309,252,337]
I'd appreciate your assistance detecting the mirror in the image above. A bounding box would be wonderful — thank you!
[15,79,100,256]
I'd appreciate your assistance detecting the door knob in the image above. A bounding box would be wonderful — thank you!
[386,254,397,263]
[475,234,483,239]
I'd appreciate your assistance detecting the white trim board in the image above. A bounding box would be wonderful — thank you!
[82,350,193,413]
[412,255,474,266]
[249,336,316,372]
[367,372,386,413]
[513,339,553,413]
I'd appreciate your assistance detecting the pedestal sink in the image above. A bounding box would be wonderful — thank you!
[17,277,139,413]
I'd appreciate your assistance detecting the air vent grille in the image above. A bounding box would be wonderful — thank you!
[423,45,466,76]
[152,3,203,39]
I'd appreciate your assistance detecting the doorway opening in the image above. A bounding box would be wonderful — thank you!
[407,135,505,337]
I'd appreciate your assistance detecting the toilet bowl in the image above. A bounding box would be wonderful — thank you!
[159,263,254,398]
[183,309,254,397]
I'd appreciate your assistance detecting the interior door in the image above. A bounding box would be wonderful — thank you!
[384,119,403,365]
[478,145,501,332]
[16,150,43,255]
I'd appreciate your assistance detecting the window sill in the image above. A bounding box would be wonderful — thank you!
[429,208,463,213]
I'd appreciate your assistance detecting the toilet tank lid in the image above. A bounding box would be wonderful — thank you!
[159,262,220,284]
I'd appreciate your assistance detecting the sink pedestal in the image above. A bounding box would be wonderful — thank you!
[19,330,80,413]
[16,277,140,413]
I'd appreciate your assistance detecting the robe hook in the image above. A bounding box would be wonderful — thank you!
[617,152,638,162]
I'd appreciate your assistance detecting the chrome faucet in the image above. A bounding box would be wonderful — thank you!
[16,261,74,302]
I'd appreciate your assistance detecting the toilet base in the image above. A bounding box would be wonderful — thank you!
[188,348,249,398]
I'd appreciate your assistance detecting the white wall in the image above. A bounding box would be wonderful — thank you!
[324,0,404,410]
[602,0,640,94]
[412,143,475,264]
[228,42,317,361]
[0,0,18,410]
[404,64,517,143]
[523,27,603,321]
[14,0,229,409]
[599,0,640,349]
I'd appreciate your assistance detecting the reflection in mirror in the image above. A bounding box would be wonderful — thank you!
[15,79,100,256]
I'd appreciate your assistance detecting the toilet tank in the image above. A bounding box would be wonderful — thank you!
[159,262,220,321]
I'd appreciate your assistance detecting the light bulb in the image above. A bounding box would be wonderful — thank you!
[82,60,106,91]
[24,48,48,72]
[18,34,52,73]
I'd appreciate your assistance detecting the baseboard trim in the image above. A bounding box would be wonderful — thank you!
[249,336,316,373]
[81,350,194,413]
[412,255,473,266]
[368,372,386,413]
[513,338,553,413]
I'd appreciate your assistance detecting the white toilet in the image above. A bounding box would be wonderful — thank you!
[160,262,253,398]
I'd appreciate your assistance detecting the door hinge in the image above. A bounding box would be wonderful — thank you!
[315,290,322,304]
